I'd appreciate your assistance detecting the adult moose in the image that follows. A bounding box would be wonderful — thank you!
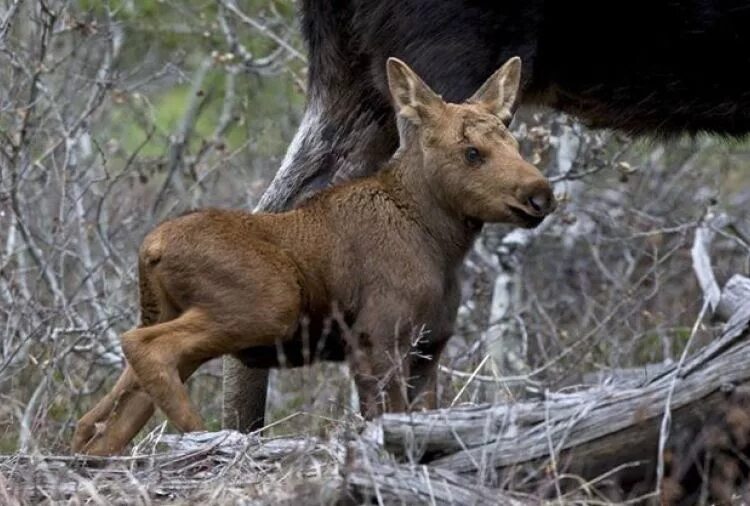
[224,0,750,433]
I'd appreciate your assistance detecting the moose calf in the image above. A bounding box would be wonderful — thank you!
[72,56,555,456]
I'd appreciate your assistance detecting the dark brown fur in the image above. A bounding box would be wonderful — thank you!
[72,57,555,456]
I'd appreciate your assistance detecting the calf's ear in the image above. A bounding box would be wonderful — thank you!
[469,56,522,125]
[386,57,443,125]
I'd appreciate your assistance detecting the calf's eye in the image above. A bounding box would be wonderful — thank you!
[464,146,482,166]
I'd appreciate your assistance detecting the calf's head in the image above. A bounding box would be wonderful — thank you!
[387,57,555,228]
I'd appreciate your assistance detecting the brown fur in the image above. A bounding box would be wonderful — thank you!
[71,57,555,456]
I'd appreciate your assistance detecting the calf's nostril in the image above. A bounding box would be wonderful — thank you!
[528,193,548,214]
[525,186,556,215]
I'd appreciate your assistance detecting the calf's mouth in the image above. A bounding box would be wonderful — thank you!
[508,205,546,228]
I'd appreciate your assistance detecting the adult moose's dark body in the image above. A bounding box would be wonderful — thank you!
[223,0,750,432]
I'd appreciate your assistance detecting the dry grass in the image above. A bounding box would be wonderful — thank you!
[2,429,344,504]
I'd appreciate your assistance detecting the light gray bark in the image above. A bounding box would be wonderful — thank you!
[375,278,750,484]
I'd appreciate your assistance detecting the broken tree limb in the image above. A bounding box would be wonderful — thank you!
[376,277,750,486]
[157,430,530,505]
[716,274,750,323]
[344,438,528,506]
[691,209,732,314]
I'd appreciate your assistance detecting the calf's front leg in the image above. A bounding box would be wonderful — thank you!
[346,307,417,418]
[407,339,447,411]
[350,351,410,419]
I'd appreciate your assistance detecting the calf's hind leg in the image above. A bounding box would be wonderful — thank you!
[72,312,209,456]
[119,309,217,433]
[71,365,154,456]
[71,314,206,456]
[122,296,301,435]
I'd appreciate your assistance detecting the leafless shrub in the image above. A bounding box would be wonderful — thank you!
[0,0,304,452]
[1,0,749,503]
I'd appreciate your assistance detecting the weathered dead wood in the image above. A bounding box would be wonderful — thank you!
[690,211,750,324]
[2,430,529,504]
[152,432,531,504]
[343,439,528,505]
[717,274,750,323]
[581,362,669,388]
[691,211,731,313]
[376,276,750,487]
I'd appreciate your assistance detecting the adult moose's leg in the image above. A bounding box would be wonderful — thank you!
[221,360,268,432]
[72,365,155,456]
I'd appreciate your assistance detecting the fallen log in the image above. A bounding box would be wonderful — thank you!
[376,276,750,493]
[343,438,529,506]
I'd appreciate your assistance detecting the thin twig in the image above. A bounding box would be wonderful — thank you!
[655,299,710,496]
